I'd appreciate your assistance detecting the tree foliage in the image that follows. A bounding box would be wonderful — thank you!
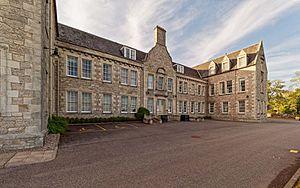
[268,76,300,115]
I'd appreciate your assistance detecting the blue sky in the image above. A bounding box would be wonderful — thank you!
[57,0,300,84]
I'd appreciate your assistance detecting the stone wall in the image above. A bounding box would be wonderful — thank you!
[206,66,257,121]
[55,41,143,118]
[0,0,50,149]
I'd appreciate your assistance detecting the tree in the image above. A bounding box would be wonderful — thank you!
[290,71,300,90]
[267,80,288,114]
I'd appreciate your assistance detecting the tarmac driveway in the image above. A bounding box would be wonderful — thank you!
[0,119,299,188]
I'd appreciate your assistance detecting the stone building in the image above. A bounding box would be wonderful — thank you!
[0,0,267,149]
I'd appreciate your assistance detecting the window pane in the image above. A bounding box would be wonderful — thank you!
[131,97,137,113]
[67,56,78,76]
[131,70,137,86]
[239,100,245,113]
[103,64,112,82]
[103,94,112,113]
[222,102,228,113]
[158,76,164,90]
[227,80,232,94]
[121,96,128,113]
[82,92,92,112]
[168,78,173,91]
[183,101,187,113]
[82,59,91,78]
[121,68,128,85]
[147,98,154,113]
[67,91,78,112]
[191,101,194,113]
[168,99,172,113]
[183,82,188,93]
[179,101,183,113]
[239,78,246,92]
[147,74,154,89]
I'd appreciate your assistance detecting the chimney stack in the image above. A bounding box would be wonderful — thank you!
[154,25,166,46]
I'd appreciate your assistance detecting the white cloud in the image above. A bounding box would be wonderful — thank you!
[178,0,300,66]
[57,0,200,51]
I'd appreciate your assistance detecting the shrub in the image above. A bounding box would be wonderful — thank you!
[48,116,68,134]
[135,107,150,120]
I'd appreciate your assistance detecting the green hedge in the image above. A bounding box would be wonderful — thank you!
[48,116,69,134]
[65,116,137,124]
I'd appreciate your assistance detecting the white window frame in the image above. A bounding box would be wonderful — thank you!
[209,63,216,75]
[209,84,215,96]
[67,56,78,77]
[222,61,229,72]
[202,102,205,113]
[238,100,246,113]
[120,68,129,85]
[130,96,137,113]
[226,80,233,94]
[167,78,173,92]
[103,63,112,82]
[178,101,183,113]
[191,83,195,95]
[67,91,78,112]
[191,101,195,114]
[202,86,206,96]
[239,78,246,92]
[197,102,201,113]
[121,96,128,113]
[167,99,172,114]
[123,47,136,60]
[147,98,154,113]
[183,82,188,94]
[81,92,92,113]
[209,102,215,114]
[147,74,154,90]
[103,94,112,113]
[183,101,188,113]
[198,85,202,95]
[176,65,184,74]
[157,76,164,90]
[81,59,92,79]
[179,81,183,93]
[220,82,225,95]
[130,70,137,87]
[221,101,229,114]
[237,56,247,68]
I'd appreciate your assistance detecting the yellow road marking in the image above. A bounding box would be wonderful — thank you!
[290,149,299,154]
[95,125,106,131]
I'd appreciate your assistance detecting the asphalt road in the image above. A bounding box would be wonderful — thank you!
[0,119,300,188]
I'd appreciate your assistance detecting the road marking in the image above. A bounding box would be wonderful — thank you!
[95,125,106,131]
[290,149,299,154]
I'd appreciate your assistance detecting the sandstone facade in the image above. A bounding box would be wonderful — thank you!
[0,0,268,150]
[0,0,56,149]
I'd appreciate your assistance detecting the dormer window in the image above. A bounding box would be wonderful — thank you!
[208,62,216,75]
[222,61,229,72]
[176,65,184,74]
[122,47,136,60]
[237,56,246,68]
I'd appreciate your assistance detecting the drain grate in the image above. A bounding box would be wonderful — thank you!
[191,135,201,138]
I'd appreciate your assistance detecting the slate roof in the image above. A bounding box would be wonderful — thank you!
[57,23,147,62]
[173,62,202,80]
[56,23,261,81]
[193,42,261,78]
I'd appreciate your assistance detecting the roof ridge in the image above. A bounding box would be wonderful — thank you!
[57,23,147,54]
[193,41,261,67]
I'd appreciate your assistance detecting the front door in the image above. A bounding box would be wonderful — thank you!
[156,99,165,115]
